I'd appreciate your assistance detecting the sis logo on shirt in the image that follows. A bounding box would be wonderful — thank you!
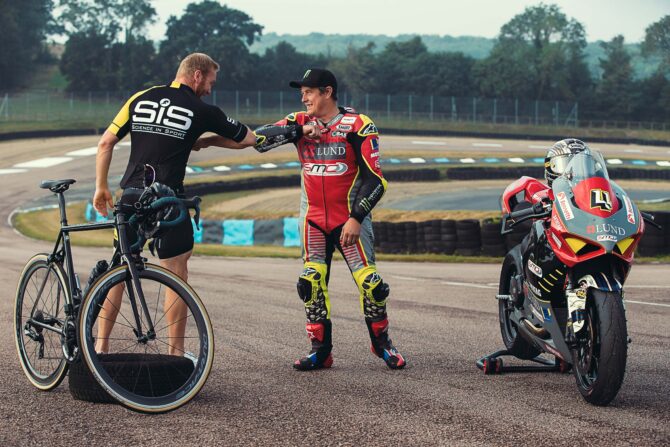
[132,98,194,139]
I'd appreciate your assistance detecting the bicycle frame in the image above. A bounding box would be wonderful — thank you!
[28,189,158,348]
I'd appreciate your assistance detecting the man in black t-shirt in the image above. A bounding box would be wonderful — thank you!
[93,53,257,355]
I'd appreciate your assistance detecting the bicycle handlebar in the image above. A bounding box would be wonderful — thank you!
[122,195,201,253]
[126,196,201,230]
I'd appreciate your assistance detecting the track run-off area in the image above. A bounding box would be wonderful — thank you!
[0,134,669,445]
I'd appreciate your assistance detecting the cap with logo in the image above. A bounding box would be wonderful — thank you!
[289,68,338,96]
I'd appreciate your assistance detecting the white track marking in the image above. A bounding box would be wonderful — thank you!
[607,159,623,165]
[389,275,418,281]
[66,146,98,156]
[442,281,496,289]
[459,158,476,163]
[624,149,643,153]
[389,275,670,306]
[213,165,231,172]
[626,300,670,308]
[412,141,447,146]
[389,275,495,289]
[657,161,670,167]
[14,157,73,168]
[508,157,524,163]
[260,163,278,169]
[409,157,426,163]
[0,168,27,175]
[528,145,547,149]
[473,143,503,147]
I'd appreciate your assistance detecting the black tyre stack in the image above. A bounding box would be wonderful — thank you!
[661,211,670,254]
[416,221,428,253]
[480,218,506,257]
[372,221,388,249]
[455,219,481,256]
[378,222,398,254]
[440,219,457,254]
[403,221,418,253]
[424,220,444,253]
[637,211,670,257]
[504,202,533,251]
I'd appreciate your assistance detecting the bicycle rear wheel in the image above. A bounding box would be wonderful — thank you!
[14,254,69,390]
[78,263,214,413]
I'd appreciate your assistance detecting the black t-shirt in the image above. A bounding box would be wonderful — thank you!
[107,81,248,191]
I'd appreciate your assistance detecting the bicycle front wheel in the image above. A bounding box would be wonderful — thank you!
[14,254,69,390]
[78,263,214,413]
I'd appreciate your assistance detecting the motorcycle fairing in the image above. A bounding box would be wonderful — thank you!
[523,221,568,303]
[501,176,551,215]
[548,171,642,266]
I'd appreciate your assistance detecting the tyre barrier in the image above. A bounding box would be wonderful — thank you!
[85,201,670,257]
[372,211,670,257]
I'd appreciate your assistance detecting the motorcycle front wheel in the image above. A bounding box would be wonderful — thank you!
[572,289,627,406]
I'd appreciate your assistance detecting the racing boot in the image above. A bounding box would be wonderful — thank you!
[293,320,333,371]
[366,317,406,369]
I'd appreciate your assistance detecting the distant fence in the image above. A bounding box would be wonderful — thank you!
[2,89,667,130]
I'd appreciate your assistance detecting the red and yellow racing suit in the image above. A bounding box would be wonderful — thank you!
[255,107,401,368]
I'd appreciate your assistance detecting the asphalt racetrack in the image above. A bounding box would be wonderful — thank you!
[0,134,669,445]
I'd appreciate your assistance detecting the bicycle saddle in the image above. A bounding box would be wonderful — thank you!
[40,179,76,193]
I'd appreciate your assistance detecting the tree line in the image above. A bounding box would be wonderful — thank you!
[1,1,669,123]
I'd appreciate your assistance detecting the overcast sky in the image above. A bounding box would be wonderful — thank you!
[147,0,669,43]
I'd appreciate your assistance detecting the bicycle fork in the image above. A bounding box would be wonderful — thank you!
[124,258,156,344]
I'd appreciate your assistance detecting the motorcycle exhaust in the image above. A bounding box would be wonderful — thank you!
[521,318,548,338]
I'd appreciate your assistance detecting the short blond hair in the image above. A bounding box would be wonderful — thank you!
[176,53,220,78]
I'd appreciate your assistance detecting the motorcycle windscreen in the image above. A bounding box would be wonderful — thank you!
[566,151,619,217]
[551,151,641,255]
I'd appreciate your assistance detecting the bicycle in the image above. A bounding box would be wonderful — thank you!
[14,175,214,413]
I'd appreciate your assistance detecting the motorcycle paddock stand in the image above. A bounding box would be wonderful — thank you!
[476,349,571,375]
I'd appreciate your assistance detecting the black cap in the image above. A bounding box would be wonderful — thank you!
[289,68,337,95]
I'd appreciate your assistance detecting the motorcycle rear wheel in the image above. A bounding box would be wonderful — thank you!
[571,289,627,406]
[499,266,541,360]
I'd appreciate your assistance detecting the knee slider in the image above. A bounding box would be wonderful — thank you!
[297,265,325,304]
[298,264,329,321]
[362,272,390,306]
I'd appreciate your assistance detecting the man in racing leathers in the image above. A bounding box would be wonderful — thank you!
[93,53,257,355]
[197,68,406,370]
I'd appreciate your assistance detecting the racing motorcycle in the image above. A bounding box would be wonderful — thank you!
[496,150,656,406]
